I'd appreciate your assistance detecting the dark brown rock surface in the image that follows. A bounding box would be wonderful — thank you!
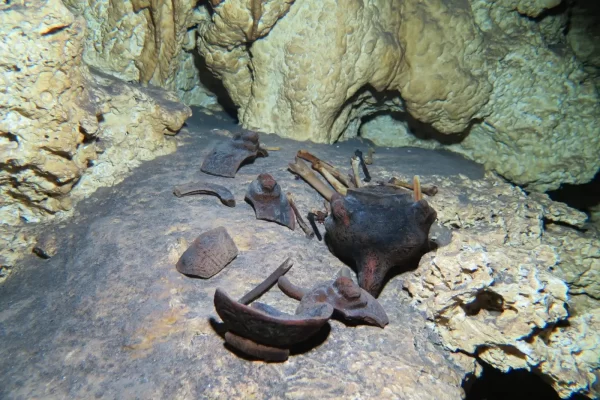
[0,109,484,399]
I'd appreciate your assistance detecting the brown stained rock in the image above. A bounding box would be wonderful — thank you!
[214,288,333,348]
[245,173,295,230]
[201,131,268,178]
[173,181,236,207]
[278,274,389,328]
[176,227,238,278]
[324,185,437,297]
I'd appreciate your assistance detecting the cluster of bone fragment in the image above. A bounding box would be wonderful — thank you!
[171,130,438,361]
[214,259,389,361]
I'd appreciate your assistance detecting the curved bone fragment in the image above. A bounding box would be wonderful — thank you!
[245,173,295,230]
[201,131,268,178]
[176,227,238,278]
[173,181,236,207]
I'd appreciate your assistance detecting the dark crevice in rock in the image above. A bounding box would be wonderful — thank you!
[358,108,473,145]
[461,290,505,316]
[547,168,600,218]
[192,50,238,121]
[463,360,591,400]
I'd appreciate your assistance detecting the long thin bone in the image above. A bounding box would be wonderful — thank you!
[388,177,438,196]
[297,150,352,189]
[286,192,314,238]
[288,157,335,201]
[350,156,362,187]
[238,257,293,305]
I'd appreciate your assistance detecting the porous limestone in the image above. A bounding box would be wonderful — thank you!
[397,170,600,399]
[197,0,600,192]
[0,0,191,277]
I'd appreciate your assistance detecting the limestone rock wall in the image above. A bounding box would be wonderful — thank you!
[0,0,191,225]
[395,170,600,399]
[62,0,222,110]
[196,0,600,192]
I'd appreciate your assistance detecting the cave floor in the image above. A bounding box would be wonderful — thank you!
[0,109,485,399]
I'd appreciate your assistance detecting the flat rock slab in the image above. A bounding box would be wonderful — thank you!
[0,109,484,399]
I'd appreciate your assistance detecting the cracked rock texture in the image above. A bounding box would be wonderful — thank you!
[0,0,191,273]
[62,0,222,110]
[196,0,599,192]
[399,171,600,399]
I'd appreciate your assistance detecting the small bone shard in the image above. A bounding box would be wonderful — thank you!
[278,274,389,328]
[364,147,374,165]
[350,156,362,187]
[288,157,335,201]
[224,332,290,362]
[245,174,295,230]
[176,227,238,278]
[413,175,422,201]
[201,130,268,178]
[354,150,372,182]
[286,193,314,238]
[297,150,351,192]
[173,181,236,207]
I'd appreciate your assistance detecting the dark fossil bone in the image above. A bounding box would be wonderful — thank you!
[201,130,268,178]
[176,227,238,278]
[278,274,389,328]
[245,173,295,230]
[173,181,236,207]
[324,185,437,298]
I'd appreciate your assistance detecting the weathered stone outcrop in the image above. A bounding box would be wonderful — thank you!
[0,0,191,265]
[62,0,222,110]
[197,0,600,192]
[397,170,600,399]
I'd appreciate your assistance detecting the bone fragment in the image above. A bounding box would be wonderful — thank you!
[388,177,438,196]
[288,157,335,201]
[351,156,363,188]
[286,192,315,238]
[297,150,352,189]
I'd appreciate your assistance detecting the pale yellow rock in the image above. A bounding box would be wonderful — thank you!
[400,171,600,398]
[198,0,491,143]
[198,0,599,192]
[0,0,97,224]
[0,1,191,270]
